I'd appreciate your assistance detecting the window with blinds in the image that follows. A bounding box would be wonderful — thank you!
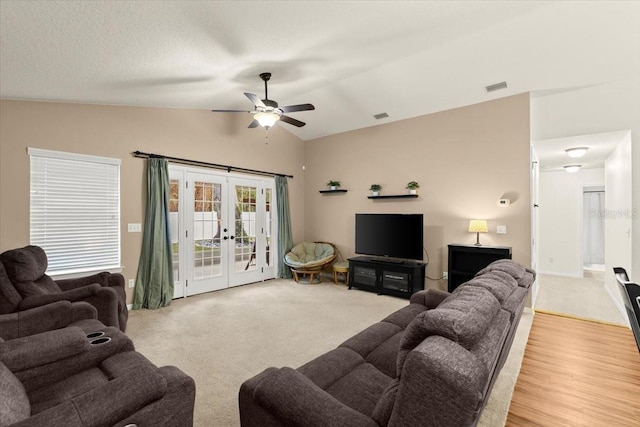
[29,148,121,275]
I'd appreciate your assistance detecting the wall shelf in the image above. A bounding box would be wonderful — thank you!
[319,189,348,194]
[367,194,418,199]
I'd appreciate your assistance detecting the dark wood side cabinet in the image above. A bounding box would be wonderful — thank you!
[348,256,426,299]
[448,244,512,292]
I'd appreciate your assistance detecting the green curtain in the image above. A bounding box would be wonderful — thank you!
[133,158,174,309]
[276,175,293,279]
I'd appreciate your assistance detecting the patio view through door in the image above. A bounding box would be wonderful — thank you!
[169,166,276,298]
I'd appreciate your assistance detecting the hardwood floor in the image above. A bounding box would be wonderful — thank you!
[506,312,640,426]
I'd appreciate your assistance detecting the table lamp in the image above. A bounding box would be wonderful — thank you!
[469,219,488,246]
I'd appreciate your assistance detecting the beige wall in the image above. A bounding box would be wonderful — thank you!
[303,93,531,291]
[0,100,305,303]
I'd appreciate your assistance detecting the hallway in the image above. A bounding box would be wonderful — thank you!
[534,270,626,325]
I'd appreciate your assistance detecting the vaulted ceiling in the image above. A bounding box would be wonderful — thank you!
[1,1,639,141]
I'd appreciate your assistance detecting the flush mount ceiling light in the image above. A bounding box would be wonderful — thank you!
[564,165,582,173]
[253,111,280,129]
[565,147,588,158]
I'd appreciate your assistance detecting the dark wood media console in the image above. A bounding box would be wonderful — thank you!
[348,256,426,299]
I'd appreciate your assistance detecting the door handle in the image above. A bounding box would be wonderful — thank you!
[223,236,228,240]
[230,236,235,240]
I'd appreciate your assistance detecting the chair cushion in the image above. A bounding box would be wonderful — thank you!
[284,242,335,268]
[0,246,49,282]
[0,362,30,425]
[0,246,62,297]
[0,263,22,314]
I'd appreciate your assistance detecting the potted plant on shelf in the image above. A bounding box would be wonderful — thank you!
[406,181,420,195]
[369,184,382,196]
[327,180,341,191]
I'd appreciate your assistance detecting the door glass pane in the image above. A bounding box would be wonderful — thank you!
[265,188,272,267]
[194,181,222,279]
[235,185,257,272]
[169,179,180,281]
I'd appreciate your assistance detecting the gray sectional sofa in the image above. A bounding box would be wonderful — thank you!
[239,259,535,427]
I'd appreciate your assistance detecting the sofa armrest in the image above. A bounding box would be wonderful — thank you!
[0,327,89,371]
[244,367,378,427]
[18,284,102,310]
[0,301,97,340]
[410,289,450,308]
[11,364,166,427]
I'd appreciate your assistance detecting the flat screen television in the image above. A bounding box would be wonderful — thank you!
[355,213,423,261]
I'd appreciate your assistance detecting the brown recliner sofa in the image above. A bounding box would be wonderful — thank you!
[0,325,196,426]
[239,259,535,427]
[0,245,128,331]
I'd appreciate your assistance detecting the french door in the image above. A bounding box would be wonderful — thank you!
[169,166,276,298]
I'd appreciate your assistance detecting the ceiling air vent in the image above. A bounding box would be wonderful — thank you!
[485,81,508,93]
[373,112,389,120]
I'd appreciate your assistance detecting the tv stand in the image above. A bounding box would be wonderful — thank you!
[348,256,426,299]
[369,257,405,264]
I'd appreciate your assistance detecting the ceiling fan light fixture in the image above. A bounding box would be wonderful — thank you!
[254,112,280,129]
[565,147,588,158]
[564,164,582,173]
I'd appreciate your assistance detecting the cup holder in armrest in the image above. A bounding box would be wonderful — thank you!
[86,331,105,339]
[89,337,112,345]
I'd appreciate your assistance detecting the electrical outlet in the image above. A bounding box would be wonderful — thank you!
[443,271,448,280]
[128,279,135,288]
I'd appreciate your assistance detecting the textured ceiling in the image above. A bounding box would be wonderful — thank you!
[1,1,639,141]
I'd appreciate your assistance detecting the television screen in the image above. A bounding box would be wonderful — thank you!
[355,213,423,261]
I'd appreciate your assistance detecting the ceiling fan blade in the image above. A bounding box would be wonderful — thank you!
[280,115,306,127]
[248,120,260,128]
[211,109,252,113]
[279,103,315,113]
[244,92,266,108]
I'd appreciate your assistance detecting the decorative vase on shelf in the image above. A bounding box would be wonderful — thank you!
[369,184,382,197]
[408,189,417,195]
[327,180,341,191]
[330,186,337,190]
[371,191,380,197]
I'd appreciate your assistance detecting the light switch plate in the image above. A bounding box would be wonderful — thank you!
[497,225,507,234]
[128,223,142,232]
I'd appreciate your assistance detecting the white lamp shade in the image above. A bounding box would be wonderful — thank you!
[468,219,488,233]
[254,112,280,128]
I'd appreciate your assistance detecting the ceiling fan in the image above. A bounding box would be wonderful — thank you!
[211,72,315,129]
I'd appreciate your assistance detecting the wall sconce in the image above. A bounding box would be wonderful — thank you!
[468,219,488,246]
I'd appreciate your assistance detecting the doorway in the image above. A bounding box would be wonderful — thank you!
[583,186,605,272]
[169,166,276,298]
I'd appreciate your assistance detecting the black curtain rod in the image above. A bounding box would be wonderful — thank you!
[132,151,293,178]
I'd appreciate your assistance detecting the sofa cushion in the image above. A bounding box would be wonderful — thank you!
[463,270,517,303]
[397,286,500,375]
[297,347,364,390]
[476,259,526,281]
[339,322,402,359]
[0,262,22,314]
[28,367,108,414]
[325,363,393,418]
[0,362,30,424]
[0,246,49,282]
[365,331,403,379]
[371,378,399,426]
[381,303,428,329]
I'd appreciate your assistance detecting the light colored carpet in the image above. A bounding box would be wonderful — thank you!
[535,272,626,325]
[126,279,533,426]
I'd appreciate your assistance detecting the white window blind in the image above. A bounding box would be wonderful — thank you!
[29,148,121,275]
